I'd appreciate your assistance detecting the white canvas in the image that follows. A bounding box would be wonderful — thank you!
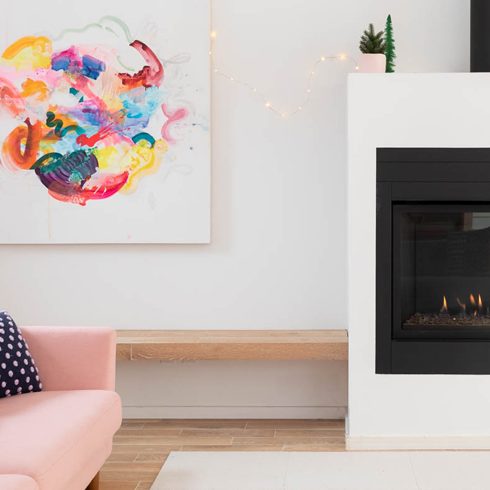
[0,0,210,243]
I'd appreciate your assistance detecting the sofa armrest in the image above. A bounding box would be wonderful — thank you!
[21,326,116,391]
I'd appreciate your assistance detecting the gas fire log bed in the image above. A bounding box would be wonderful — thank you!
[116,330,348,361]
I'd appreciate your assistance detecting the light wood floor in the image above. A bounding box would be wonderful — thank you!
[100,419,346,490]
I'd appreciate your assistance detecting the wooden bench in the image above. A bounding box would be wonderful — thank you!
[116,330,348,361]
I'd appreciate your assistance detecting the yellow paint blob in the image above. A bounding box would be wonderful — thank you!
[21,79,49,101]
[121,139,168,193]
[93,145,126,172]
[92,139,167,192]
[2,36,52,69]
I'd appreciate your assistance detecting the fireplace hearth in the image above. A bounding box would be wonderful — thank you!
[376,148,490,374]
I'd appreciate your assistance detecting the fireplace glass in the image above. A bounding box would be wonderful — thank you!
[394,204,490,338]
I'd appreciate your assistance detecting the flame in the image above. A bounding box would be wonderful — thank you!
[456,297,466,313]
[479,294,483,310]
[440,295,448,313]
[470,294,477,307]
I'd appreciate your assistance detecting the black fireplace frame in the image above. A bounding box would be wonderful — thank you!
[376,148,490,374]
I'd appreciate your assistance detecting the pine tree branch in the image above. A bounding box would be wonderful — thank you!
[359,23,385,54]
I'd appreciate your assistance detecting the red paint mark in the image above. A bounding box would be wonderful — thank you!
[161,104,188,144]
[48,171,129,206]
[118,40,164,89]
[77,126,113,147]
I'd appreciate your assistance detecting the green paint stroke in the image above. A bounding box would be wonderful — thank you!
[132,132,156,148]
[31,152,63,171]
[46,111,85,138]
[54,16,134,44]
[117,55,135,72]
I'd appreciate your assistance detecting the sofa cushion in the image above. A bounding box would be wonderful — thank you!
[0,475,39,490]
[0,390,121,490]
[0,311,42,399]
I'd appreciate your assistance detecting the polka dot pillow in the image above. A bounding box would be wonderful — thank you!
[0,311,42,398]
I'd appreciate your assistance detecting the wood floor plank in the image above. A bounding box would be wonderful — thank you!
[106,452,137,463]
[143,419,248,429]
[231,436,345,446]
[274,428,346,436]
[180,428,275,437]
[110,444,182,453]
[134,452,170,463]
[114,435,234,446]
[135,484,153,490]
[245,419,343,429]
[100,462,161,482]
[99,482,137,490]
[117,428,182,437]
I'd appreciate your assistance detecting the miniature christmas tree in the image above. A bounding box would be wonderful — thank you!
[384,15,396,72]
[359,23,385,54]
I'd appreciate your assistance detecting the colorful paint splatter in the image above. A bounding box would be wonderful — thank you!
[0,17,188,205]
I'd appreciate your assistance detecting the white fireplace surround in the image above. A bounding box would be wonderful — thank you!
[347,73,490,450]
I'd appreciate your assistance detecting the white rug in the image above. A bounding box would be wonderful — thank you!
[151,451,490,489]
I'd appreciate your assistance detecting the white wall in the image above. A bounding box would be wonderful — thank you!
[119,360,347,419]
[348,74,490,447]
[1,1,469,417]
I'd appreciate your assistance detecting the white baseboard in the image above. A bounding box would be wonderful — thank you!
[346,435,490,450]
[123,406,346,419]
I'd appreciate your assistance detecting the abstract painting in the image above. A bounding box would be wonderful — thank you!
[0,0,210,243]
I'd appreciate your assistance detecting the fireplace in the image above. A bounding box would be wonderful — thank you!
[376,148,490,374]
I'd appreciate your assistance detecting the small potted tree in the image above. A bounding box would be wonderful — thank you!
[384,14,396,73]
[358,23,386,73]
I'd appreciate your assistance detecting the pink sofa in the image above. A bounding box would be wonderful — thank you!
[0,327,122,490]
[0,475,38,490]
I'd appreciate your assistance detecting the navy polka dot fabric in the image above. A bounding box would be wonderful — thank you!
[0,311,42,398]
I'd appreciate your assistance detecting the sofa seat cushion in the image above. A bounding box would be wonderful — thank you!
[0,390,121,490]
[0,475,39,490]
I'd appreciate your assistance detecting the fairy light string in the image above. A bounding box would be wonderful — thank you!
[209,30,358,118]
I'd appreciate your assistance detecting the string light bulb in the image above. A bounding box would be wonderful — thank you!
[209,29,358,118]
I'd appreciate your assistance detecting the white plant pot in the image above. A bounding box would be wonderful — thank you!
[358,53,386,73]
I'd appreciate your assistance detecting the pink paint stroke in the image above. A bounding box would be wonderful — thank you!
[161,104,188,144]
